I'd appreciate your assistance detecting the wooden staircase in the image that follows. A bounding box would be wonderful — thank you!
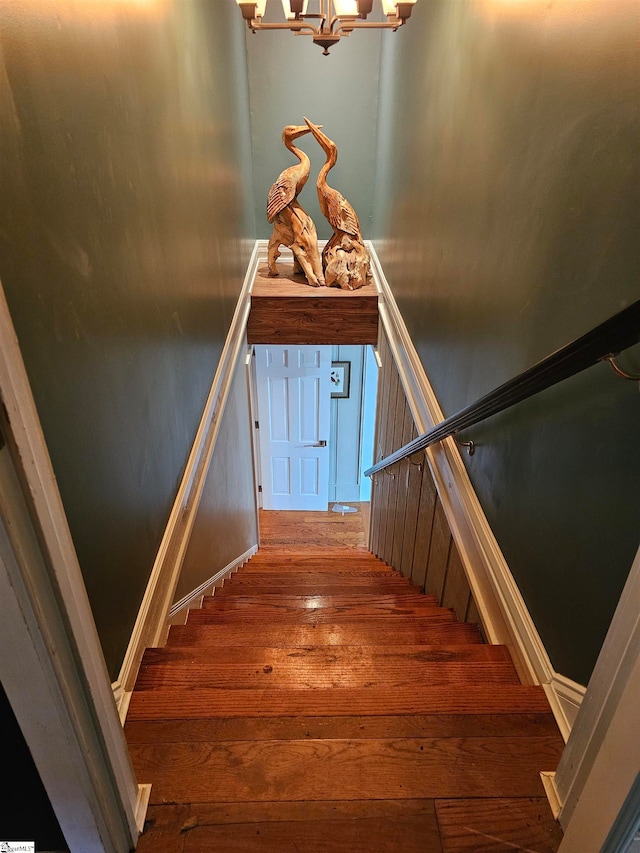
[126,548,564,852]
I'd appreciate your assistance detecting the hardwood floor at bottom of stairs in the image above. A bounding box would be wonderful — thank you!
[435,797,564,852]
[135,798,562,853]
[136,800,444,853]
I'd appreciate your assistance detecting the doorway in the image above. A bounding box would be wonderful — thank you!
[251,344,379,512]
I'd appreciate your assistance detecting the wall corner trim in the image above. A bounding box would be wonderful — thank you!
[117,242,261,696]
[368,243,584,739]
[553,543,640,843]
[0,282,141,850]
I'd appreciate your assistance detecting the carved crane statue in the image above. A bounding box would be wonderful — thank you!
[304,117,371,290]
[267,124,324,287]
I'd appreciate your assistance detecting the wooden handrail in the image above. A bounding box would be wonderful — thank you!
[365,299,640,477]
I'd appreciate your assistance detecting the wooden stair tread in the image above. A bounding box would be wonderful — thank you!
[224,572,406,584]
[216,586,421,597]
[245,560,382,567]
[219,581,418,595]
[166,623,484,647]
[241,564,393,574]
[129,735,563,804]
[186,611,458,626]
[199,593,441,610]
[134,645,520,690]
[248,547,377,556]
[126,684,552,720]
[141,643,512,665]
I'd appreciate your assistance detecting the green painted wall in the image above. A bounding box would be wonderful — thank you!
[175,355,258,604]
[245,12,382,241]
[0,1,255,678]
[373,0,640,686]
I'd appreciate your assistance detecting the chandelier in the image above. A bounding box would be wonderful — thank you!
[236,1,418,55]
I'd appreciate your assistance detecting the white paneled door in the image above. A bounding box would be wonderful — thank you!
[255,345,331,510]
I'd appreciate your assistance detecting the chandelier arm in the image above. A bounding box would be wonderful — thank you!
[249,21,321,35]
[333,20,404,35]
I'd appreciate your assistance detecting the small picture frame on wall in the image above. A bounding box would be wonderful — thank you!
[330,361,350,398]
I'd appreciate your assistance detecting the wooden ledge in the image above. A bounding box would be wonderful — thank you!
[248,262,379,344]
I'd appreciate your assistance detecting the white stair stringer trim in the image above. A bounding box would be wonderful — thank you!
[168,544,258,621]
[114,242,261,704]
[368,242,584,741]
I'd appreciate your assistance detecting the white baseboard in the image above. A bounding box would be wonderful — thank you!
[368,242,585,740]
[541,772,562,819]
[135,783,153,833]
[115,242,261,699]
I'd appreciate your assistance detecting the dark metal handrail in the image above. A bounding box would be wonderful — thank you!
[365,299,640,477]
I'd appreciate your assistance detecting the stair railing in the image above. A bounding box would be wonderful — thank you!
[365,299,640,477]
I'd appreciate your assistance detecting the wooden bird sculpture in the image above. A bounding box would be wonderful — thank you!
[267,124,324,287]
[304,117,371,290]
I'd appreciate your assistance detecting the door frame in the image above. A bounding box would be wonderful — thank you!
[248,346,263,510]
[553,542,640,851]
[252,343,332,511]
[0,282,148,852]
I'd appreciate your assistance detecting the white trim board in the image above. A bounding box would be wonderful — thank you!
[367,243,586,741]
[114,243,261,710]
[554,543,640,847]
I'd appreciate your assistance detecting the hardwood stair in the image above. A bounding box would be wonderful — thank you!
[126,549,564,852]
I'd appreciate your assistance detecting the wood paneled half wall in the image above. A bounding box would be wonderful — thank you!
[369,331,482,631]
